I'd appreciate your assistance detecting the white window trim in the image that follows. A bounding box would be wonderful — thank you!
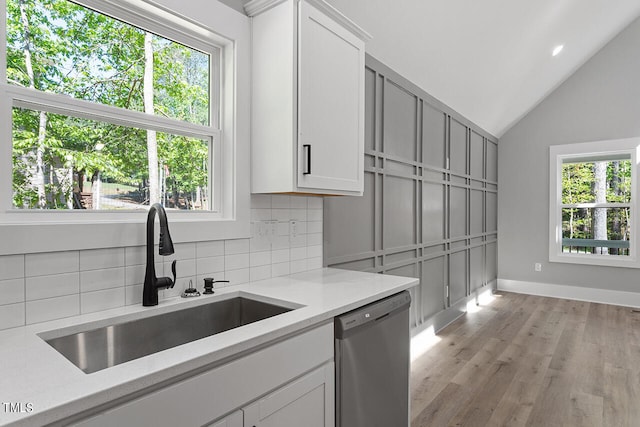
[549,137,640,268]
[0,0,250,255]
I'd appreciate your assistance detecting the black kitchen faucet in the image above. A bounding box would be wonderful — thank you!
[143,203,176,306]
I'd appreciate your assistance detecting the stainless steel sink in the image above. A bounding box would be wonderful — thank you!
[42,296,294,374]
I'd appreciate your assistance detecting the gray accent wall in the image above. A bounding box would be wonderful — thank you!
[324,55,498,332]
[498,16,640,293]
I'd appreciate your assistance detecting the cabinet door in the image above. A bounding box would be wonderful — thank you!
[243,362,334,427]
[209,410,243,427]
[297,1,365,193]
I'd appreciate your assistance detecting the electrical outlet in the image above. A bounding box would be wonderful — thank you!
[534,262,542,272]
[268,220,278,243]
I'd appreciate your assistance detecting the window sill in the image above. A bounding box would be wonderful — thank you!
[0,213,250,255]
[549,252,639,269]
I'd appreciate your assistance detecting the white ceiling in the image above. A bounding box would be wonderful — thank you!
[323,0,640,137]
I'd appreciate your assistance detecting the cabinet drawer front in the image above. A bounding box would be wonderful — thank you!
[243,362,335,427]
[74,322,333,427]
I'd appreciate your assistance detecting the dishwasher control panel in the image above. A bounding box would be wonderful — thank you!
[334,291,411,337]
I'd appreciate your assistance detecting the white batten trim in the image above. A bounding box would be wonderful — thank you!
[497,278,640,308]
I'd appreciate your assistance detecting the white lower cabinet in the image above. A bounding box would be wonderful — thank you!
[72,323,333,427]
[242,362,334,427]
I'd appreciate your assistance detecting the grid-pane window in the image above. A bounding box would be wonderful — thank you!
[6,0,218,211]
[550,139,640,268]
[560,157,632,256]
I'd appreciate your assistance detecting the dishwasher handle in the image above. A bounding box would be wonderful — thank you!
[335,291,411,339]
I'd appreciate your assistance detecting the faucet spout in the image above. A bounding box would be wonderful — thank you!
[143,203,177,306]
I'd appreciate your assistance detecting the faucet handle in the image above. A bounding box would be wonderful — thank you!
[155,260,177,290]
[170,260,177,287]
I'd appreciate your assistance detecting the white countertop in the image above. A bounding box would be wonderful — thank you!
[0,268,417,427]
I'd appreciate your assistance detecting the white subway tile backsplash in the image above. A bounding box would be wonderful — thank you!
[272,209,291,221]
[225,268,249,285]
[250,251,271,267]
[307,221,323,234]
[225,239,250,255]
[271,235,290,250]
[196,241,224,258]
[171,243,197,260]
[308,257,323,270]
[308,197,323,209]
[290,259,307,274]
[0,304,24,330]
[125,284,143,306]
[291,247,307,261]
[125,246,146,266]
[290,196,307,209]
[0,279,25,306]
[307,245,323,258]
[26,294,79,324]
[251,208,272,221]
[290,234,307,248]
[271,195,290,208]
[196,256,224,276]
[277,222,290,236]
[296,221,307,235]
[81,287,124,314]
[80,268,124,293]
[25,251,78,277]
[27,273,79,301]
[225,254,249,271]
[125,265,145,286]
[290,209,307,221]
[250,236,271,253]
[308,233,323,246]
[250,265,271,282]
[80,248,124,271]
[308,209,323,221]
[0,193,324,329]
[166,259,196,279]
[271,249,290,264]
[272,262,290,277]
[251,194,272,209]
[0,255,24,281]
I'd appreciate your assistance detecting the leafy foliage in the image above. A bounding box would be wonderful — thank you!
[561,160,631,254]
[8,0,211,210]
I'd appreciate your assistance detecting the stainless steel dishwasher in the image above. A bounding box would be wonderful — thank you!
[335,290,411,427]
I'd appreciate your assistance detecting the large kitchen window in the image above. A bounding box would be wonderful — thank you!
[6,0,218,211]
[549,138,640,268]
[0,0,251,254]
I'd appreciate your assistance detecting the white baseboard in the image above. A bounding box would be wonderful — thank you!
[497,278,640,308]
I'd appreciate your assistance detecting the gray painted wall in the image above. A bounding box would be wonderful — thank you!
[498,16,640,293]
[324,55,498,332]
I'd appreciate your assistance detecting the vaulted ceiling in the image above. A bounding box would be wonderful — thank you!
[321,0,640,137]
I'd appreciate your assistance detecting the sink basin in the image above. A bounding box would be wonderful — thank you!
[42,296,294,374]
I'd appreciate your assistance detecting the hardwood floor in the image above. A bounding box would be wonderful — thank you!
[410,292,640,426]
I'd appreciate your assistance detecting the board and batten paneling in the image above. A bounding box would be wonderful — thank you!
[324,55,498,333]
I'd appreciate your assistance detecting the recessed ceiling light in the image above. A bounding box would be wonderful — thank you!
[552,45,564,57]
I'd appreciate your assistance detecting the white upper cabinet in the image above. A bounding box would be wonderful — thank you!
[246,0,370,196]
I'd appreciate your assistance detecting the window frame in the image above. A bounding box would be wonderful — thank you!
[0,0,251,254]
[549,137,640,268]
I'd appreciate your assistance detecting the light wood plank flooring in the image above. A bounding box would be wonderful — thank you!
[410,291,640,426]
